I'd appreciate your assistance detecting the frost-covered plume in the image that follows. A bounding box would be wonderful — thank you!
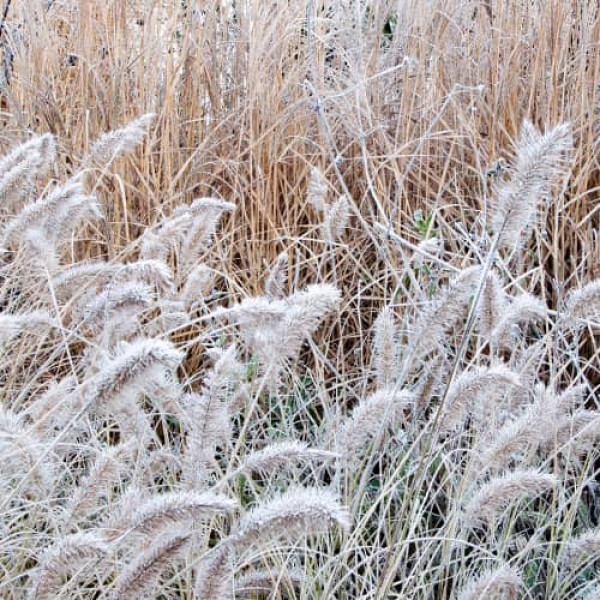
[372,305,398,388]
[109,530,189,600]
[0,406,55,496]
[335,388,414,467]
[227,283,340,376]
[438,365,521,433]
[461,469,557,530]
[307,166,329,211]
[26,532,110,600]
[65,442,134,524]
[323,194,350,243]
[491,120,572,249]
[84,113,155,167]
[477,271,506,342]
[0,134,56,210]
[180,263,214,309]
[491,293,548,349]
[179,197,236,269]
[230,440,338,479]
[228,486,350,548]
[409,266,482,361]
[265,251,288,299]
[0,311,55,347]
[562,279,600,329]
[456,566,521,600]
[182,346,243,485]
[119,490,237,536]
[87,339,183,414]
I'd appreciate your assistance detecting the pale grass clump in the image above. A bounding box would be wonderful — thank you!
[0,110,353,600]
[0,12,598,595]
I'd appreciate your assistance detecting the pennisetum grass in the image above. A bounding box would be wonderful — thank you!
[0,3,599,597]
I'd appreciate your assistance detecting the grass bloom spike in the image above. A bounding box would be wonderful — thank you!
[492,120,572,249]
[307,166,328,211]
[372,306,397,388]
[109,530,190,600]
[27,532,109,600]
[461,469,557,530]
[87,338,183,407]
[229,486,350,548]
[439,366,521,433]
[265,251,288,299]
[336,388,414,466]
[86,113,155,166]
[563,279,600,328]
[234,440,338,477]
[124,491,237,535]
[456,566,521,600]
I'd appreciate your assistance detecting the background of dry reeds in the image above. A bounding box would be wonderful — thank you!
[3,0,597,372]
